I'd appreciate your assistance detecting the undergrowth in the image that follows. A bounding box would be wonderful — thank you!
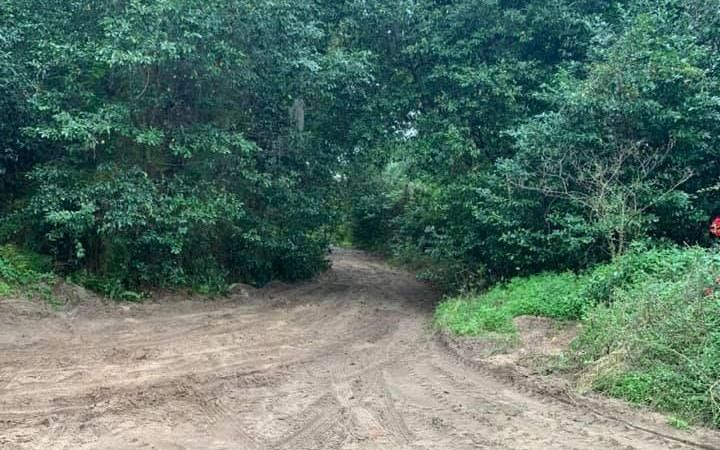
[572,247,720,427]
[434,244,720,428]
[67,272,145,302]
[0,244,57,303]
[67,267,229,301]
[435,272,584,335]
[1,242,231,303]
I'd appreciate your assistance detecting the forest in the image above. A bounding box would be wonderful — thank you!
[2,0,720,430]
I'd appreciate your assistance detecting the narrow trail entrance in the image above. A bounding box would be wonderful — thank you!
[1,249,718,449]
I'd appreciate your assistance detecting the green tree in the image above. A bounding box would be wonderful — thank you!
[1,0,373,290]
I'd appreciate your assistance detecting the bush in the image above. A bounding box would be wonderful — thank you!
[0,244,54,298]
[350,189,397,251]
[435,272,585,336]
[572,247,720,426]
[67,272,143,302]
[349,162,409,252]
[0,244,52,285]
[436,245,720,426]
[16,165,333,292]
[0,281,12,296]
[580,244,712,304]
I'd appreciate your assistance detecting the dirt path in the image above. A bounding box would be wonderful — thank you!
[1,249,719,449]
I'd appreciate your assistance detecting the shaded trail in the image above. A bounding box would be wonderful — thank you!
[1,249,719,449]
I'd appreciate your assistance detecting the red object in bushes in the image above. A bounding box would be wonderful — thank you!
[710,217,720,237]
[711,217,720,238]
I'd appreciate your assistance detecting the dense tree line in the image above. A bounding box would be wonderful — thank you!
[1,0,719,292]
[346,0,720,290]
[1,0,374,290]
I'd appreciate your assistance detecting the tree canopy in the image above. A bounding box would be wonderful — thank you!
[1,0,719,293]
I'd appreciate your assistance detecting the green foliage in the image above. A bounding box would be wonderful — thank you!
[436,300,514,336]
[348,161,409,251]
[667,416,691,431]
[435,272,585,336]
[437,245,720,426]
[0,245,55,299]
[0,244,52,270]
[350,188,398,251]
[342,0,628,286]
[347,0,720,290]
[580,244,713,304]
[572,248,720,425]
[1,0,375,291]
[69,273,143,302]
[503,1,719,257]
[571,246,720,426]
[5,0,718,297]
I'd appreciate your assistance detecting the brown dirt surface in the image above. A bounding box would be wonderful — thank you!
[2,248,720,449]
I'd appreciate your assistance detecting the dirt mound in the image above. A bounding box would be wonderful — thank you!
[1,248,719,449]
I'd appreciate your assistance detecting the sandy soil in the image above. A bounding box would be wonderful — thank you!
[1,248,719,449]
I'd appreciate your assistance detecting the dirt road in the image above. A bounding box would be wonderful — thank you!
[1,249,719,449]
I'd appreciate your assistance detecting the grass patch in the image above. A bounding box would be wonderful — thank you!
[667,416,691,430]
[0,280,12,296]
[435,272,584,336]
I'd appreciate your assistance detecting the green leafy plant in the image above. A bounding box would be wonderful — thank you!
[572,247,720,427]
[667,416,690,431]
[0,244,56,301]
[68,272,144,302]
[435,272,585,336]
[437,245,720,427]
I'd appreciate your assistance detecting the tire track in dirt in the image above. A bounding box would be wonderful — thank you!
[436,330,720,450]
[1,248,720,449]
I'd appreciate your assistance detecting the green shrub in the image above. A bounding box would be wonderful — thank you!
[0,244,55,298]
[580,244,712,304]
[501,273,585,320]
[0,281,11,296]
[68,272,143,302]
[349,163,409,252]
[0,244,52,282]
[572,247,720,426]
[435,272,585,336]
[437,245,720,427]
[350,189,397,251]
